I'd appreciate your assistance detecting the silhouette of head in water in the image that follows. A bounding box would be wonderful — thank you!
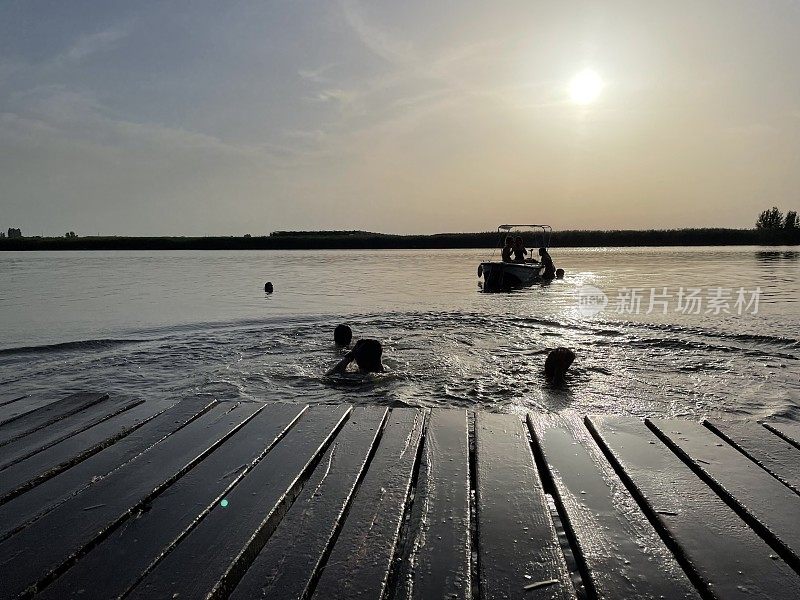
[264,282,274,293]
[556,268,564,279]
[545,347,575,382]
[334,324,352,347]
[353,339,384,372]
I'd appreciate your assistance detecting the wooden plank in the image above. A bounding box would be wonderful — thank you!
[0,392,104,431]
[311,408,426,600]
[0,396,143,471]
[37,403,307,600]
[0,392,108,446]
[650,418,800,566]
[395,408,471,600]
[0,401,262,598]
[0,401,166,503]
[0,398,214,540]
[475,412,573,600]
[588,416,800,600]
[706,420,800,495]
[0,395,61,423]
[528,414,698,600]
[0,395,27,408]
[229,406,388,600]
[764,422,800,449]
[127,404,351,600]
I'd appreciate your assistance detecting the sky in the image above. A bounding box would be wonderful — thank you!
[2,0,800,236]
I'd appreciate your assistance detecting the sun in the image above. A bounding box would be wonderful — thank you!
[569,69,603,105]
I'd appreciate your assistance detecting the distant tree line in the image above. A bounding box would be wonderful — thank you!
[2,227,797,251]
[0,228,78,239]
[756,206,798,231]
[270,230,371,237]
[2,207,798,250]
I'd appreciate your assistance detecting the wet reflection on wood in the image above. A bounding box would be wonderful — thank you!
[1,392,798,599]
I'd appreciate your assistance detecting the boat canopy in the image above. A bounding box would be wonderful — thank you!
[494,224,552,250]
[498,224,551,231]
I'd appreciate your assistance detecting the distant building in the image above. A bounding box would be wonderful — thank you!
[0,231,5,238]
[7,228,22,238]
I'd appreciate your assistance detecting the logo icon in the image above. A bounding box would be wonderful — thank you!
[575,285,608,316]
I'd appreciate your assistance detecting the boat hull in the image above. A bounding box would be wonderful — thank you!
[479,262,542,290]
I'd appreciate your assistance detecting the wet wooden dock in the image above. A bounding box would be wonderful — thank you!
[1,392,799,599]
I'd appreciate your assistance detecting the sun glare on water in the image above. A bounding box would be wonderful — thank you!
[569,69,603,105]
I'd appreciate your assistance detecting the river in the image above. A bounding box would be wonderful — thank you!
[1,247,798,420]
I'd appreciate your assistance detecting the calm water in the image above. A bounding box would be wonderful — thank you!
[1,248,798,420]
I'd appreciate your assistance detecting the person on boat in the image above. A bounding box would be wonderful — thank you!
[538,247,556,279]
[512,237,528,263]
[326,339,384,375]
[501,236,513,262]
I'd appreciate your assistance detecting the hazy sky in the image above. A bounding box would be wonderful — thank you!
[2,0,800,235]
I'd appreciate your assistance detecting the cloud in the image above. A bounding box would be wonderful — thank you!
[55,25,131,65]
[0,58,24,84]
[297,2,533,156]
[1,85,307,167]
[0,25,134,96]
[333,2,521,110]
[298,64,339,83]
[725,122,777,137]
[0,83,334,235]
[308,88,359,105]
[339,0,414,65]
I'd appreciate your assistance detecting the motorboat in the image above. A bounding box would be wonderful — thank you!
[478,224,552,290]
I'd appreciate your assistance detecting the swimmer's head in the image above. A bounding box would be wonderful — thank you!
[544,347,575,382]
[334,324,352,347]
[353,339,383,372]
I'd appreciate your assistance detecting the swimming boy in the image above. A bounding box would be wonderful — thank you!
[334,324,352,346]
[326,339,385,375]
[545,347,575,382]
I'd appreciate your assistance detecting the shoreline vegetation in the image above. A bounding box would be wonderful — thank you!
[1,227,799,251]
